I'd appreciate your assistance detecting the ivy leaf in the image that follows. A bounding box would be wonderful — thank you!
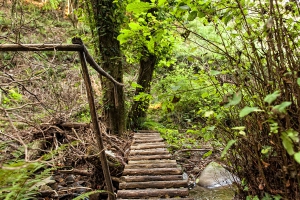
[294,152,300,164]
[281,132,295,155]
[187,11,198,21]
[221,139,236,157]
[264,90,280,104]
[273,101,291,113]
[127,2,153,14]
[131,82,143,89]
[226,92,242,107]
[209,70,221,76]
[179,5,190,10]
[239,106,261,118]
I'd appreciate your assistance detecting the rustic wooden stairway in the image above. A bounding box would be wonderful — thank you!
[117,131,193,199]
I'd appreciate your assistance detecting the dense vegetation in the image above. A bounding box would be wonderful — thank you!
[1,0,300,199]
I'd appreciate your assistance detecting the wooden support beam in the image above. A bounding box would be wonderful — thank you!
[117,188,189,199]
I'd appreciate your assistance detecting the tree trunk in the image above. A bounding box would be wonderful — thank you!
[90,0,125,135]
[128,53,157,129]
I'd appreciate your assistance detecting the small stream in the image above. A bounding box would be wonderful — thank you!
[189,185,235,200]
[188,161,237,200]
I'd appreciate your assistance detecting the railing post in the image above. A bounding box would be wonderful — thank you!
[77,48,116,200]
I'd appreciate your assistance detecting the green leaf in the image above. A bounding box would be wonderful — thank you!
[273,101,291,113]
[204,110,214,117]
[281,132,295,155]
[179,5,190,10]
[231,126,245,130]
[131,82,143,89]
[221,139,236,157]
[209,70,220,76]
[297,78,300,86]
[294,152,300,164]
[226,92,242,107]
[127,2,153,14]
[239,106,261,117]
[264,90,280,104]
[285,129,299,143]
[128,22,141,30]
[157,0,166,6]
[202,150,213,158]
[187,11,198,21]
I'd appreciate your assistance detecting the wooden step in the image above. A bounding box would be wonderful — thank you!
[121,175,184,182]
[117,188,189,199]
[123,168,182,176]
[125,163,178,169]
[130,149,169,156]
[134,138,164,143]
[129,154,172,160]
[128,160,176,165]
[119,180,188,189]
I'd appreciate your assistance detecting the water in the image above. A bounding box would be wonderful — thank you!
[189,185,236,200]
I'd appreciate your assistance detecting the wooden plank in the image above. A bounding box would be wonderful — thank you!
[117,188,189,198]
[118,198,194,200]
[125,163,178,169]
[134,138,164,143]
[130,149,169,156]
[119,180,188,189]
[129,154,172,160]
[128,160,176,164]
[121,175,183,182]
[131,143,166,150]
[123,168,182,176]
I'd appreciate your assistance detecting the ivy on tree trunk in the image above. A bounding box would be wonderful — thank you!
[128,52,157,129]
[90,0,125,135]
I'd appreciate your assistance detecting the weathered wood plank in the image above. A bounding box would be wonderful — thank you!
[130,143,166,150]
[123,168,182,176]
[119,180,188,189]
[117,188,189,198]
[128,160,176,164]
[129,154,172,160]
[125,163,178,169]
[118,198,194,200]
[130,149,169,156]
[121,175,183,182]
[134,138,164,143]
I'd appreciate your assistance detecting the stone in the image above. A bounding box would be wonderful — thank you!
[196,161,239,188]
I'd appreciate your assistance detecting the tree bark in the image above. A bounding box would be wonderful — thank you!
[128,53,157,129]
[90,0,125,135]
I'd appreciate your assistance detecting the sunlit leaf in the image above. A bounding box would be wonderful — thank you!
[179,5,190,10]
[204,110,214,117]
[226,92,242,107]
[210,70,220,76]
[297,78,300,86]
[294,152,300,164]
[131,82,143,89]
[231,126,245,130]
[281,132,295,155]
[264,90,280,104]
[202,150,213,158]
[239,106,261,117]
[221,139,236,157]
[273,101,291,113]
[127,2,153,14]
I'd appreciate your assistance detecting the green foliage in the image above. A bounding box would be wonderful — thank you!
[72,190,106,200]
[0,161,51,199]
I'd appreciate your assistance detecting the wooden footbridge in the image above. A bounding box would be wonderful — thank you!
[117,131,193,199]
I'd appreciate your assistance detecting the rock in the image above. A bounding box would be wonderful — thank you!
[196,161,239,188]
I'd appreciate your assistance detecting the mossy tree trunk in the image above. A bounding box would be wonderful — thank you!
[90,0,125,135]
[128,52,157,129]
